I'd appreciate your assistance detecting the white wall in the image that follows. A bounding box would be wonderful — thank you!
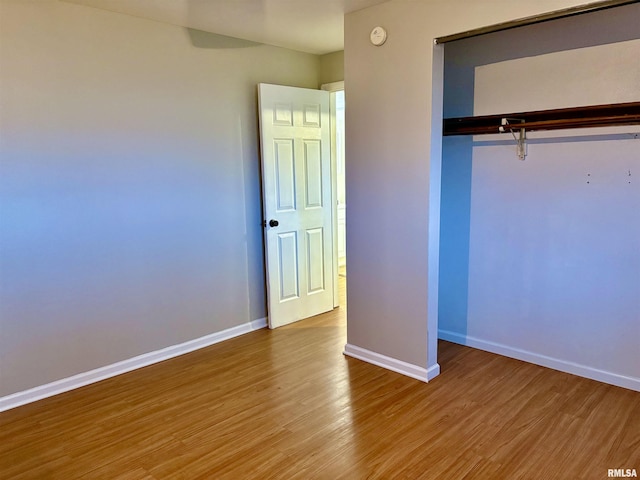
[0,0,319,398]
[343,0,632,381]
[439,5,640,390]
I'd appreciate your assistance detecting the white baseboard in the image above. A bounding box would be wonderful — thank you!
[438,329,640,392]
[0,318,268,413]
[343,344,440,382]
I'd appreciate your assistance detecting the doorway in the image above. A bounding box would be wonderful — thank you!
[335,90,346,278]
[322,81,346,307]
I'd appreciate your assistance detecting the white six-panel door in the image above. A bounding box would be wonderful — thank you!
[258,84,334,328]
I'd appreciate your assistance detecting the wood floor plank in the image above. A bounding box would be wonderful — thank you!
[1,277,638,479]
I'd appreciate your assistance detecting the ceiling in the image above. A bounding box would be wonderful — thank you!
[63,0,390,55]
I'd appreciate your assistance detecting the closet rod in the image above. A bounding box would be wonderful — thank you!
[443,102,640,136]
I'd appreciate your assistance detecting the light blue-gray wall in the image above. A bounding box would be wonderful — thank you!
[439,4,640,388]
[0,0,320,397]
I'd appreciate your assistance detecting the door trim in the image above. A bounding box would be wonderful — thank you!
[321,81,344,307]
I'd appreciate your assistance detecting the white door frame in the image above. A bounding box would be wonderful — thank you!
[321,81,345,308]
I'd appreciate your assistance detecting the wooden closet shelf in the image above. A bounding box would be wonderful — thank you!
[443,101,640,136]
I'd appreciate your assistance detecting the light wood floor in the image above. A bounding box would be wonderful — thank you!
[1,278,638,479]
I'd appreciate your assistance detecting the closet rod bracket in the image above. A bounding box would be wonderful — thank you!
[499,118,527,160]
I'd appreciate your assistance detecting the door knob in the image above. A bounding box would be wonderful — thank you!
[269,219,279,227]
